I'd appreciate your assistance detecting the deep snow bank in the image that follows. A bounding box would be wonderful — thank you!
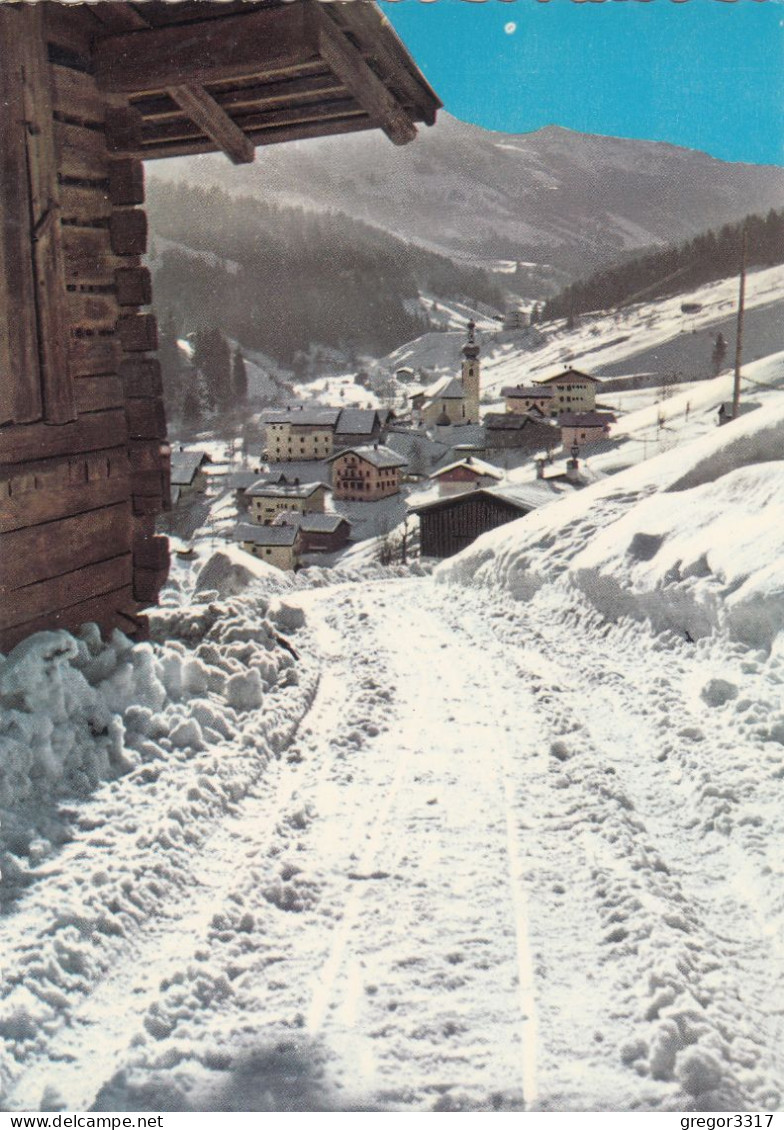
[438,395,784,649]
[0,544,429,896]
[0,581,305,900]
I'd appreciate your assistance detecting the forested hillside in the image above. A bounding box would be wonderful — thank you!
[146,180,506,369]
[542,208,784,322]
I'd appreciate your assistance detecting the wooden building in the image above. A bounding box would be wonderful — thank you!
[235,521,301,572]
[559,411,616,448]
[0,1,439,652]
[483,412,560,453]
[413,482,564,559]
[170,449,208,501]
[332,408,387,449]
[294,513,352,554]
[501,385,554,416]
[245,476,331,525]
[327,445,407,501]
[431,456,503,496]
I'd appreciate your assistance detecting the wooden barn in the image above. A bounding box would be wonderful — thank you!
[413,482,565,559]
[483,412,560,453]
[0,1,439,652]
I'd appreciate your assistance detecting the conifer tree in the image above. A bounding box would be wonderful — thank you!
[193,327,232,410]
[181,371,202,429]
[157,310,184,417]
[712,332,728,375]
[232,347,248,401]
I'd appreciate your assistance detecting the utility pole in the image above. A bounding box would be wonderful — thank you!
[732,225,747,420]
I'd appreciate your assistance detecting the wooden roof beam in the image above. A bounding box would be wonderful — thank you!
[94,5,319,95]
[314,6,416,146]
[167,84,255,164]
[131,114,374,162]
[326,2,440,126]
[141,97,363,147]
[132,72,345,123]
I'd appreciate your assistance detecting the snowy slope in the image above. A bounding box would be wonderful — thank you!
[373,263,784,405]
[1,389,783,1111]
[438,391,784,649]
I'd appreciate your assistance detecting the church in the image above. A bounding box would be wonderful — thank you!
[409,322,481,427]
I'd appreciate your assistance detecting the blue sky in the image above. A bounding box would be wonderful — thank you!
[382,0,784,166]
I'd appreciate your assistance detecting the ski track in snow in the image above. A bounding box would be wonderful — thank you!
[1,577,782,1111]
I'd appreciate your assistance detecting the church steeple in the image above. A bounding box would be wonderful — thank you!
[461,320,480,423]
[462,319,480,360]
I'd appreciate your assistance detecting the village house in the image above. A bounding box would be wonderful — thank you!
[559,411,616,447]
[245,476,331,525]
[501,385,555,416]
[412,481,566,559]
[409,322,481,426]
[431,455,503,496]
[262,405,393,462]
[169,449,208,506]
[534,367,601,416]
[225,469,264,512]
[234,522,301,572]
[0,0,439,652]
[262,408,341,462]
[278,512,352,554]
[327,445,407,501]
[332,408,388,449]
[483,412,561,453]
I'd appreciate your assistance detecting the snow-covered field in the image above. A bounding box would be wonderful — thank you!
[368,264,784,414]
[1,362,783,1111]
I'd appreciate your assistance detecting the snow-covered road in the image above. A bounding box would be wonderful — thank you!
[1,575,781,1112]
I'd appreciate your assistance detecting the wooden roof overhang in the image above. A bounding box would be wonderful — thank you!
[84,0,441,163]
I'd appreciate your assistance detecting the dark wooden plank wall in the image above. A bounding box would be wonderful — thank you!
[0,7,169,652]
[419,496,525,559]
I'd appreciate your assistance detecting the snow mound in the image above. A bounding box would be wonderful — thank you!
[0,595,307,897]
[571,463,784,648]
[438,399,784,651]
[194,547,294,600]
[0,628,144,811]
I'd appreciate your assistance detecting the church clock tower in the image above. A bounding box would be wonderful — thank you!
[461,320,481,423]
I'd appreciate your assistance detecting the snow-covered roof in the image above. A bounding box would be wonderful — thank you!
[432,457,504,481]
[559,411,616,427]
[486,481,566,510]
[334,408,380,436]
[226,471,263,491]
[536,368,601,386]
[265,460,332,486]
[297,513,351,534]
[409,374,454,401]
[262,408,342,427]
[245,479,330,499]
[326,444,407,469]
[484,412,559,432]
[502,385,555,399]
[429,378,465,401]
[234,523,299,547]
[170,450,207,485]
[411,479,560,515]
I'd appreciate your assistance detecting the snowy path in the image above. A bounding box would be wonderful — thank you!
[1,576,781,1111]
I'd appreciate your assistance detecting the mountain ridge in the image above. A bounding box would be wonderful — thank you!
[150,113,784,289]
